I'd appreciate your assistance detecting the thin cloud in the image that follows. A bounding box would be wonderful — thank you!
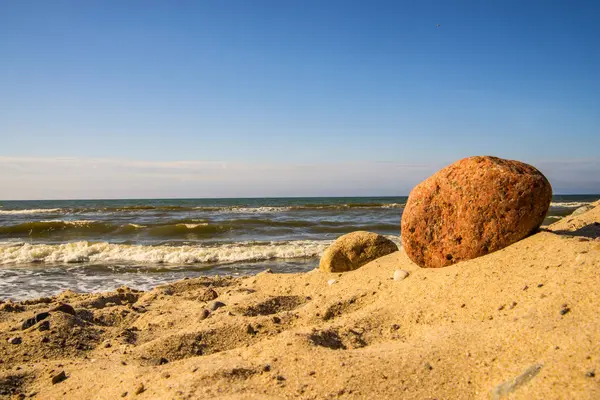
[0,156,597,200]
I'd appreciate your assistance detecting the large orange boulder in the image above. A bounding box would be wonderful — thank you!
[401,156,552,268]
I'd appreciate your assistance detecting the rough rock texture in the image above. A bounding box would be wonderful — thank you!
[319,231,398,272]
[401,156,552,268]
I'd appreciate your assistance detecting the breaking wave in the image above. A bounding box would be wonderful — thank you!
[549,201,592,208]
[0,203,404,216]
[0,240,332,265]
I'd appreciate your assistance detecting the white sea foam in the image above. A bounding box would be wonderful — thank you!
[0,208,62,215]
[0,240,332,265]
[550,202,592,208]
[381,203,404,209]
[227,207,292,214]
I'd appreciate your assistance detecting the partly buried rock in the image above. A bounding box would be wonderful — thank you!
[319,231,398,272]
[401,156,552,268]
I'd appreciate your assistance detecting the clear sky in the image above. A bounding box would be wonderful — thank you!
[1,0,599,199]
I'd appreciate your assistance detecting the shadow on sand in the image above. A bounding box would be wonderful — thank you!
[546,222,600,239]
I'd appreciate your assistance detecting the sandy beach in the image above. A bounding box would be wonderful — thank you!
[1,201,599,399]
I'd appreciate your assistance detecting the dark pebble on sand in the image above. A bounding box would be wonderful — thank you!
[38,321,50,331]
[134,383,145,395]
[208,301,225,311]
[263,364,271,372]
[560,307,571,315]
[22,312,50,330]
[247,324,258,335]
[586,370,596,378]
[198,289,219,302]
[51,371,67,385]
[272,316,281,324]
[275,375,286,381]
[8,337,22,345]
[51,304,76,316]
[199,309,210,320]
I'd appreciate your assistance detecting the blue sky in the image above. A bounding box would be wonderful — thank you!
[1,0,599,198]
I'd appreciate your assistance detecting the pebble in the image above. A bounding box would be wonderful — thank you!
[51,371,67,385]
[134,383,145,395]
[197,289,218,302]
[327,279,337,286]
[560,307,571,315]
[393,270,409,281]
[208,301,226,311]
[8,337,22,345]
[586,370,595,378]
[22,312,50,330]
[199,309,211,320]
[38,321,50,331]
[51,303,76,316]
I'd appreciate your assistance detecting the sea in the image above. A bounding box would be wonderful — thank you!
[0,195,598,301]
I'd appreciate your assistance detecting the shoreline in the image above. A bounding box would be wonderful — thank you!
[0,202,599,399]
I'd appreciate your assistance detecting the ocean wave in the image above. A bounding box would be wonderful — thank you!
[0,203,405,216]
[0,218,400,238]
[0,240,332,265]
[549,202,592,208]
[0,208,62,215]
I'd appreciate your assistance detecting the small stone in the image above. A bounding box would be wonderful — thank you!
[8,337,22,345]
[134,383,145,395]
[153,358,169,366]
[208,301,225,311]
[51,303,76,316]
[393,269,409,281]
[424,362,433,370]
[41,337,50,343]
[537,283,544,288]
[263,364,271,372]
[522,285,529,291]
[197,289,218,302]
[327,279,337,286]
[246,324,258,335]
[560,307,571,315]
[509,302,517,309]
[121,392,128,397]
[391,324,400,330]
[319,231,398,272]
[199,309,210,320]
[498,304,505,311]
[272,316,281,324]
[38,321,50,331]
[586,370,595,378]
[51,371,67,385]
[275,375,286,381]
